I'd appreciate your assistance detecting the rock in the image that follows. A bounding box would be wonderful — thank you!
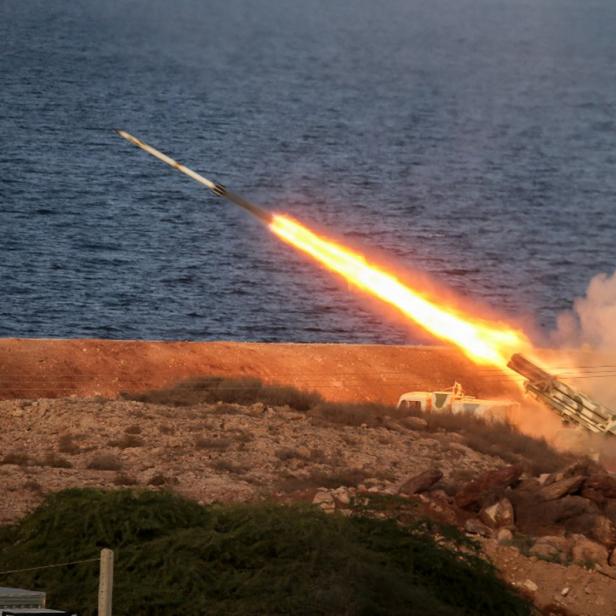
[401,416,428,430]
[516,477,541,492]
[455,465,523,511]
[610,548,616,567]
[422,490,458,525]
[561,587,570,597]
[448,442,475,456]
[522,579,538,593]
[565,514,616,548]
[529,536,570,562]
[510,494,599,536]
[312,489,336,513]
[399,469,443,495]
[538,473,553,486]
[559,460,601,480]
[580,487,607,506]
[331,487,351,506]
[479,497,514,529]
[496,528,513,544]
[464,518,492,537]
[605,499,616,526]
[571,533,609,568]
[583,473,616,500]
[539,475,585,501]
[246,402,265,415]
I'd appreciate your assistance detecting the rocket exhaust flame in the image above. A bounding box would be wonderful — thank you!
[115,130,529,368]
[269,215,530,367]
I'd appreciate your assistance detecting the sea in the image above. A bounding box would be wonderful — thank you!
[1,0,615,344]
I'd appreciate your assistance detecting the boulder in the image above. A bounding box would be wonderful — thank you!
[529,535,571,562]
[479,497,515,529]
[511,494,599,536]
[522,579,538,593]
[496,528,513,544]
[559,460,602,480]
[565,513,616,548]
[604,499,616,525]
[538,475,584,501]
[455,465,523,511]
[515,477,541,492]
[331,487,351,506]
[312,489,336,513]
[571,533,609,568]
[422,489,458,525]
[580,487,607,506]
[583,473,616,500]
[399,469,443,495]
[464,518,492,537]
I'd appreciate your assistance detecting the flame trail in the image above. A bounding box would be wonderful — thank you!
[270,214,530,368]
[115,130,531,369]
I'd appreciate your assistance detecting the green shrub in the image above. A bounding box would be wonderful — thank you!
[108,435,145,449]
[123,376,322,412]
[0,489,531,616]
[86,454,122,471]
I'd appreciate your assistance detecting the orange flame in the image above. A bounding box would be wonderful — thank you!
[270,214,531,368]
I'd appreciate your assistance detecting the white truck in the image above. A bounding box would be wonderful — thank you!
[396,382,517,418]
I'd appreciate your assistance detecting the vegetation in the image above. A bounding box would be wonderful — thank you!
[122,375,322,411]
[0,489,531,616]
[86,454,123,471]
[126,374,570,475]
[311,401,571,475]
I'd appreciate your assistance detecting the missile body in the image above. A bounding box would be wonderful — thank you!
[115,130,272,223]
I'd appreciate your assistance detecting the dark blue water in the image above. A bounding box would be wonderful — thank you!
[2,0,615,343]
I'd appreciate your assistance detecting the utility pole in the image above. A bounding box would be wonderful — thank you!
[98,548,114,616]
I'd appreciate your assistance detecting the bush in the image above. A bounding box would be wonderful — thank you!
[108,435,145,449]
[0,489,531,616]
[211,459,249,475]
[195,436,232,450]
[87,454,122,471]
[311,401,570,476]
[58,434,80,455]
[113,473,139,486]
[1,452,32,466]
[309,401,398,427]
[276,469,369,492]
[41,454,73,469]
[123,376,322,412]
[422,413,571,475]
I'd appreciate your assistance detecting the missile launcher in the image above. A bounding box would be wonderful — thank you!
[507,353,616,436]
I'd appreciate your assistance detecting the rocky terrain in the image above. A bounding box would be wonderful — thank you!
[2,394,616,615]
[3,339,616,614]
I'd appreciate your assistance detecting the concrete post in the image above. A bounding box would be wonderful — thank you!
[98,548,114,616]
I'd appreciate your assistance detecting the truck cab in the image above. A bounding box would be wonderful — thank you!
[397,382,516,418]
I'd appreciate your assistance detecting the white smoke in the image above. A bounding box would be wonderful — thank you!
[554,270,616,351]
[552,269,616,408]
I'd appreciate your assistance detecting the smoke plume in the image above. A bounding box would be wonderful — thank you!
[552,269,616,408]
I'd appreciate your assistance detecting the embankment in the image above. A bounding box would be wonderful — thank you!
[0,339,518,402]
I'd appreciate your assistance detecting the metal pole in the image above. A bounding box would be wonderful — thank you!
[98,548,114,616]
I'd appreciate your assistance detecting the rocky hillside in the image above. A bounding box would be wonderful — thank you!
[2,390,616,615]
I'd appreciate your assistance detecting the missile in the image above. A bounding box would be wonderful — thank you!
[114,130,272,223]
